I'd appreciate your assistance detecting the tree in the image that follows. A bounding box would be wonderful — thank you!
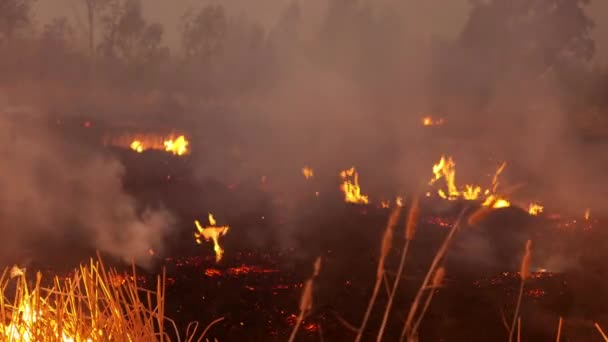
[180,5,227,63]
[98,0,167,67]
[82,0,111,59]
[461,0,595,76]
[0,0,33,43]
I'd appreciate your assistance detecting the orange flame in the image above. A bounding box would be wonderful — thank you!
[584,208,591,221]
[302,166,314,180]
[430,156,511,208]
[422,116,445,126]
[163,135,189,156]
[194,213,229,263]
[339,167,369,204]
[528,203,543,216]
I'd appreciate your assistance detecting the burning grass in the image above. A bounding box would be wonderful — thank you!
[0,257,217,342]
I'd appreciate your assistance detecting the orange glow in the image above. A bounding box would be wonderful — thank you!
[339,167,369,204]
[430,156,511,209]
[396,197,404,207]
[163,135,189,156]
[302,166,314,180]
[422,116,445,126]
[528,203,543,216]
[584,209,591,221]
[106,133,190,155]
[194,213,229,263]
[380,201,390,208]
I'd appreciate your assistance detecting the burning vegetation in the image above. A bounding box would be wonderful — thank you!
[339,167,369,204]
[194,213,230,263]
[106,134,190,156]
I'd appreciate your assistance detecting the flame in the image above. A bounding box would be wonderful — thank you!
[130,140,144,153]
[194,214,229,263]
[163,135,189,156]
[422,116,445,126]
[396,197,404,207]
[528,203,544,216]
[302,166,314,180]
[107,133,190,155]
[430,156,511,208]
[584,208,590,221]
[339,167,369,204]
[380,201,390,208]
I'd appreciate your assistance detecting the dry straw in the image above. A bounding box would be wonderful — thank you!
[509,240,532,342]
[355,206,402,342]
[288,256,322,342]
[377,197,419,342]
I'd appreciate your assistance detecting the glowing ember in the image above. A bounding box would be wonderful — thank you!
[380,200,390,208]
[194,213,229,263]
[422,116,445,126]
[396,196,404,207]
[528,203,544,216]
[584,208,591,221]
[302,166,314,179]
[339,167,369,204]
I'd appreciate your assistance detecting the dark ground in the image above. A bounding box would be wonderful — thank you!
[8,117,608,341]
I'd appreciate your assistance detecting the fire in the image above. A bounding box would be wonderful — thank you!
[194,213,229,263]
[380,201,390,208]
[396,197,404,207]
[130,140,144,153]
[429,156,511,208]
[163,135,189,156]
[107,133,190,155]
[302,166,314,179]
[528,203,544,216]
[339,167,369,204]
[422,116,445,126]
[584,208,591,221]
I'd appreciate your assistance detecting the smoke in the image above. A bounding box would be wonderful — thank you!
[0,108,174,267]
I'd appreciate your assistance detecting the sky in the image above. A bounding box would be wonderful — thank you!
[34,0,608,61]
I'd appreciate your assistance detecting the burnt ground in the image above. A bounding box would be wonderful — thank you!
[7,119,608,341]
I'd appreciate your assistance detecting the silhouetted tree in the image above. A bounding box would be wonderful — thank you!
[99,0,167,67]
[180,5,227,63]
[82,0,111,59]
[461,0,595,76]
[0,0,33,43]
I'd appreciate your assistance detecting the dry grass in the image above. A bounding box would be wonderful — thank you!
[354,206,402,342]
[0,257,217,342]
[377,198,419,342]
[509,240,532,342]
[288,256,322,342]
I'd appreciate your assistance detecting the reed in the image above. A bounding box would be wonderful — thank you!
[355,206,402,342]
[288,256,322,342]
[377,198,419,342]
[0,257,215,342]
[399,207,468,342]
[509,240,532,342]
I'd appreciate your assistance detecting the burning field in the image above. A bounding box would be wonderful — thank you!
[1,121,607,342]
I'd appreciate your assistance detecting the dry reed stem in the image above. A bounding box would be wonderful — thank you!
[288,256,322,342]
[409,267,445,338]
[377,198,419,342]
[399,207,468,342]
[596,323,608,342]
[517,316,521,342]
[556,317,563,342]
[0,256,209,342]
[509,240,532,342]
[355,207,401,342]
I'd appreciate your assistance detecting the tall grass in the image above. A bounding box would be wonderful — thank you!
[0,257,215,341]
[377,198,419,342]
[354,206,402,342]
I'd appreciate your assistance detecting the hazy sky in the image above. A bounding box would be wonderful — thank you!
[34,0,608,60]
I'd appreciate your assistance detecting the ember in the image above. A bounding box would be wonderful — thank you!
[302,166,314,179]
[422,116,445,126]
